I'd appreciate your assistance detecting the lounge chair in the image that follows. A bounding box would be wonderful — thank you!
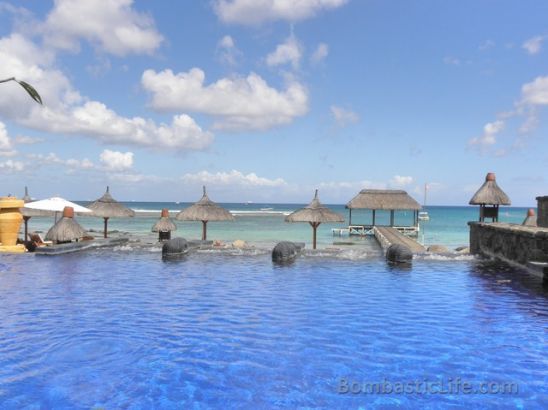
[28,232,53,246]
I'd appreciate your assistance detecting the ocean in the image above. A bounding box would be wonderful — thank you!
[22,202,533,249]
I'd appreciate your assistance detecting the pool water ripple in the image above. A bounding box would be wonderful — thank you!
[0,252,547,409]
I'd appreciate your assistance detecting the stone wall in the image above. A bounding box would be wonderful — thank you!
[469,222,548,266]
[538,196,548,228]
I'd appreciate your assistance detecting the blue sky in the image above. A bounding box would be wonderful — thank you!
[0,0,547,206]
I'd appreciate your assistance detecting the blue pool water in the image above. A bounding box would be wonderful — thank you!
[0,252,546,409]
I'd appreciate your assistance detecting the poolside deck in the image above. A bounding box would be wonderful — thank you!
[373,226,426,254]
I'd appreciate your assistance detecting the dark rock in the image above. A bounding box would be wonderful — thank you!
[162,237,189,256]
[386,244,413,264]
[272,241,304,264]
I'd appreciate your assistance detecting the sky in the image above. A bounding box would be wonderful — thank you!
[0,0,547,206]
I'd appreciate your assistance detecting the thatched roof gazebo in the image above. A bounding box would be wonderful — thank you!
[346,189,421,229]
[176,186,234,240]
[522,209,537,227]
[469,172,510,222]
[285,189,344,249]
[87,186,135,238]
[152,208,177,241]
[45,206,87,244]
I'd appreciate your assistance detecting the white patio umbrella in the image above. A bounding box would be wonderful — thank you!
[22,197,92,240]
[24,197,92,222]
[24,197,92,214]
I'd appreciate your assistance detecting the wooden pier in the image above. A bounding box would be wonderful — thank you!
[373,226,426,254]
[332,225,419,237]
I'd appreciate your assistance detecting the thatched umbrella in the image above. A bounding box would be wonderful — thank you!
[22,186,31,203]
[45,207,87,244]
[152,208,177,241]
[522,209,537,227]
[469,172,511,222]
[87,186,135,238]
[176,186,234,240]
[285,189,344,249]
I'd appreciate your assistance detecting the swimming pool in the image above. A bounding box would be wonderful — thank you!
[0,251,546,409]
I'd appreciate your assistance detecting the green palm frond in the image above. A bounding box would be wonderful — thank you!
[0,77,43,104]
[15,80,43,104]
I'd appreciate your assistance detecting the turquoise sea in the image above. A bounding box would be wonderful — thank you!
[24,202,534,249]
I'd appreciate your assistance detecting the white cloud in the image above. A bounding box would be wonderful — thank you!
[390,175,413,187]
[181,170,287,187]
[478,40,495,51]
[13,135,44,145]
[216,35,241,66]
[86,57,112,77]
[107,173,148,183]
[518,110,539,134]
[24,102,214,150]
[311,42,328,64]
[27,152,95,170]
[0,33,212,151]
[469,120,505,148]
[0,159,24,172]
[214,0,348,25]
[522,35,545,55]
[330,105,359,126]
[0,150,17,157]
[471,75,548,154]
[142,68,308,131]
[519,76,548,106]
[514,75,548,136]
[266,36,302,69]
[100,149,133,171]
[0,121,12,151]
[318,179,387,191]
[443,56,461,66]
[219,35,235,49]
[66,158,94,169]
[43,0,163,56]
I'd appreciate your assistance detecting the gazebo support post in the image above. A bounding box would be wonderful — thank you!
[23,216,30,241]
[309,221,320,250]
[372,209,376,226]
[390,210,395,226]
[202,220,208,241]
[103,217,109,238]
[349,208,352,225]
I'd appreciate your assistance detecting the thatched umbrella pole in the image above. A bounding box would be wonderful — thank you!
[202,220,208,240]
[103,217,109,239]
[309,221,321,249]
